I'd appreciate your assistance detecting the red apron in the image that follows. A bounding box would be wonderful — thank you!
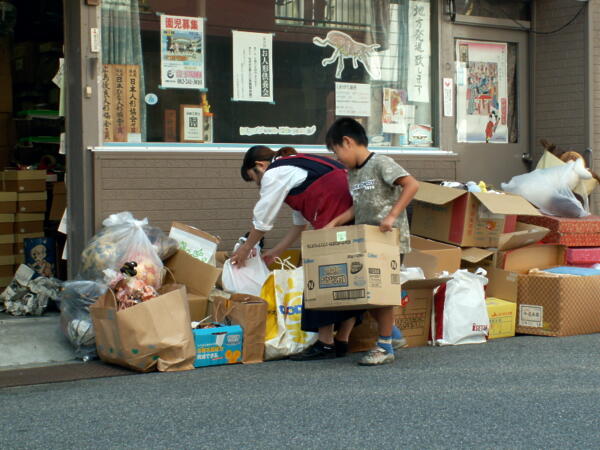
[283,155,352,230]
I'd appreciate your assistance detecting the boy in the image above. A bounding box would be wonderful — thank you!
[324,118,419,366]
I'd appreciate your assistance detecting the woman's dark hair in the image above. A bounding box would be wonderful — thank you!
[240,145,297,181]
[325,117,368,151]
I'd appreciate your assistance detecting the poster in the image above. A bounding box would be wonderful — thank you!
[232,31,273,103]
[180,105,204,142]
[382,88,409,134]
[160,14,205,90]
[102,64,141,143]
[456,39,508,144]
[408,0,431,103]
[335,82,371,117]
[443,78,453,117]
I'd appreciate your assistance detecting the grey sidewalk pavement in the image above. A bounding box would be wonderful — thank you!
[2,333,600,449]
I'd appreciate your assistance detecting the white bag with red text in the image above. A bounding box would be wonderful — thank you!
[436,269,489,346]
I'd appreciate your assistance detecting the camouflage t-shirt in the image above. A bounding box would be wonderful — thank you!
[348,153,412,254]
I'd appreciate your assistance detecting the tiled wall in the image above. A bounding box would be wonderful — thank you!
[94,151,457,251]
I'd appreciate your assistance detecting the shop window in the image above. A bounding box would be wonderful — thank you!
[454,0,531,22]
[101,0,435,148]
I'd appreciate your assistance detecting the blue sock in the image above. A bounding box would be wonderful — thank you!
[377,336,393,354]
[391,325,403,340]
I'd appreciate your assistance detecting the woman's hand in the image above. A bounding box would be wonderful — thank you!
[323,218,338,229]
[230,243,253,267]
[262,249,280,266]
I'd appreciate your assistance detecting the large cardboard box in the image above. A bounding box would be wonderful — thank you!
[17,192,47,213]
[406,235,461,275]
[301,225,402,310]
[192,324,243,367]
[0,192,17,213]
[0,234,15,255]
[0,254,15,277]
[0,213,14,234]
[165,249,221,321]
[518,214,600,247]
[0,170,46,192]
[486,297,517,339]
[412,182,540,247]
[516,272,600,336]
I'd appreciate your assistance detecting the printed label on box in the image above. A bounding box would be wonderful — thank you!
[336,231,347,242]
[319,264,348,288]
[368,267,382,288]
[519,304,543,328]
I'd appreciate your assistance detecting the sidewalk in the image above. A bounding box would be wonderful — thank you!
[0,312,76,369]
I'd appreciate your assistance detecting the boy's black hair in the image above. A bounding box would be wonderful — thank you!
[325,117,368,151]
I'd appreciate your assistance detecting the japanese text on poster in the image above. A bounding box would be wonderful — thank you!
[102,64,141,143]
[335,82,371,117]
[160,15,205,90]
[232,31,274,103]
[456,40,508,143]
[408,0,430,103]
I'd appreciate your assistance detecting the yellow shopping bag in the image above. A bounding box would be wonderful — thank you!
[259,258,317,360]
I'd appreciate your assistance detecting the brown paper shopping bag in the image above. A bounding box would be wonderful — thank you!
[90,284,196,372]
[213,294,268,364]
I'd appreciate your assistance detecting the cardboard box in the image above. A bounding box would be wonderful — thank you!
[0,234,15,255]
[0,213,14,234]
[406,235,461,275]
[17,192,47,213]
[0,192,17,213]
[0,254,15,277]
[566,247,600,265]
[192,324,243,367]
[412,182,540,247]
[0,170,47,192]
[518,214,600,247]
[169,222,220,265]
[497,244,564,274]
[516,272,600,336]
[486,297,517,339]
[301,225,402,310]
[165,249,221,321]
[49,181,66,221]
[14,213,44,234]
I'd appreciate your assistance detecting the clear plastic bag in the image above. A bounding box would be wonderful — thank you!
[501,159,592,218]
[78,212,164,287]
[143,225,179,261]
[59,280,108,361]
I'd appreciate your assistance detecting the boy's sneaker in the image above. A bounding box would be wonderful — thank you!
[358,347,394,366]
[290,340,335,361]
[392,337,408,350]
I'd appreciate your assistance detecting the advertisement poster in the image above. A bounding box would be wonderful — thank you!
[456,39,508,143]
[408,0,431,103]
[335,82,371,117]
[382,88,411,134]
[232,31,273,103]
[180,105,204,142]
[160,15,205,90]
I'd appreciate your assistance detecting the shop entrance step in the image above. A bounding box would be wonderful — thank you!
[0,312,76,368]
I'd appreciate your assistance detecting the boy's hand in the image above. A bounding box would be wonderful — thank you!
[379,215,395,232]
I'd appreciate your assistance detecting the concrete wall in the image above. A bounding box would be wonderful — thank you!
[93,151,457,251]
[532,0,587,161]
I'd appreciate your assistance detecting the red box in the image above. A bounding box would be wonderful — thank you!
[518,215,600,247]
[565,247,600,265]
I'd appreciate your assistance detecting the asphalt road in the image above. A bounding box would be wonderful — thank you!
[2,334,600,449]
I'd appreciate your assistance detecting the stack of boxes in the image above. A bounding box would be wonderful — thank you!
[0,170,47,282]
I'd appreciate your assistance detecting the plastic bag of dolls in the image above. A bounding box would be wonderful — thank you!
[78,212,164,287]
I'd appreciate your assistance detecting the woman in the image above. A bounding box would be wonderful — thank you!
[230,145,362,361]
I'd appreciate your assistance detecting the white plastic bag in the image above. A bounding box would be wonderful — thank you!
[501,159,592,218]
[260,258,317,360]
[222,239,270,296]
[437,269,489,346]
[79,212,164,288]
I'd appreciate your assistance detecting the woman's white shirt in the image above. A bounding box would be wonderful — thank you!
[253,165,310,231]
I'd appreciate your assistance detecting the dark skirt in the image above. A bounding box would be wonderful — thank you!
[301,300,364,332]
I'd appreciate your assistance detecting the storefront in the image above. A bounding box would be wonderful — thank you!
[1,0,597,276]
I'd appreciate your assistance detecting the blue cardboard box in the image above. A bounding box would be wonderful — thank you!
[193,324,243,368]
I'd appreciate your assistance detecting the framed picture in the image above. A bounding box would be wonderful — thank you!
[179,104,204,142]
